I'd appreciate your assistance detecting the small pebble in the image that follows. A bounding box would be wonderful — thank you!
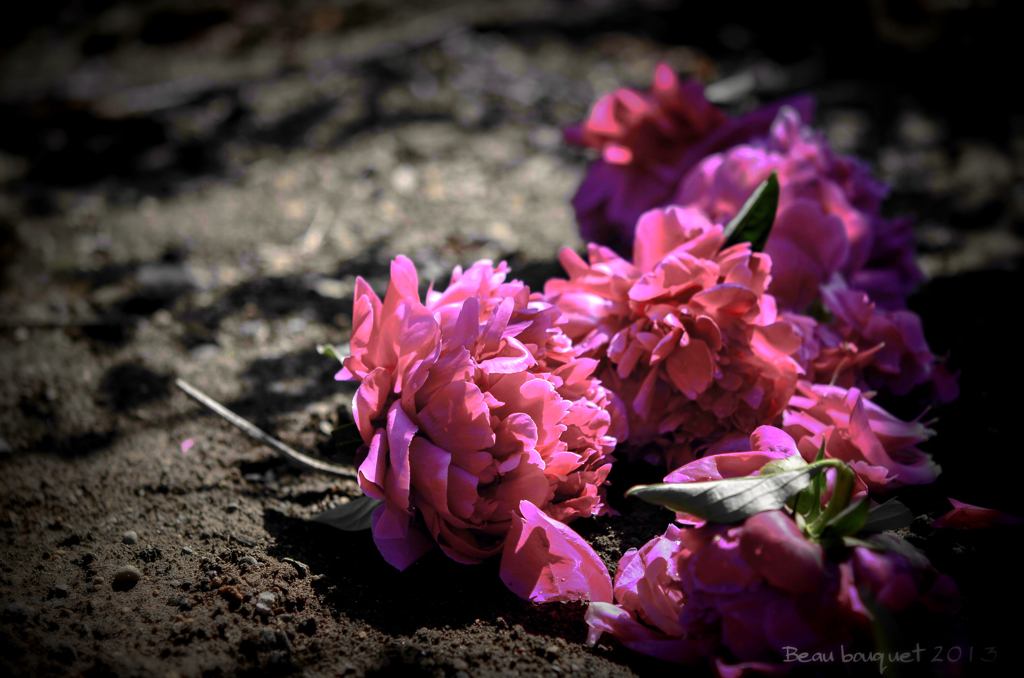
[255,592,276,615]
[49,584,69,599]
[3,601,28,622]
[181,547,193,556]
[230,534,255,547]
[112,565,142,583]
[239,556,260,567]
[121,531,138,545]
[282,558,309,578]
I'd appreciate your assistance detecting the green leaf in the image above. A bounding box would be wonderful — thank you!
[317,343,346,364]
[625,464,826,524]
[721,172,779,252]
[311,496,381,531]
[800,440,829,523]
[822,496,870,537]
[759,453,807,476]
[861,498,914,533]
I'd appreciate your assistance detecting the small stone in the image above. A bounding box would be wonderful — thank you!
[3,601,28,622]
[121,531,138,545]
[452,658,469,671]
[282,558,309,578]
[78,552,97,567]
[230,534,255,547]
[181,547,193,556]
[49,584,69,599]
[112,565,142,585]
[239,556,259,567]
[255,592,275,616]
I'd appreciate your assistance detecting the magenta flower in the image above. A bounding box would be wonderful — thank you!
[676,107,924,311]
[586,512,960,673]
[782,381,941,491]
[338,256,620,589]
[810,277,959,400]
[930,498,1024,529]
[566,62,813,256]
[544,206,802,468]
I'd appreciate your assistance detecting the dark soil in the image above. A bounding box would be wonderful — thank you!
[2,2,1023,677]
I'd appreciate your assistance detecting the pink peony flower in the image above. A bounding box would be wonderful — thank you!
[586,512,960,674]
[544,206,802,468]
[337,256,620,592]
[782,381,940,491]
[930,498,1024,529]
[566,62,814,256]
[675,106,924,311]
[809,276,959,400]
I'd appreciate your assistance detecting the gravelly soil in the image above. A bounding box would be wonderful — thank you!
[2,2,1024,677]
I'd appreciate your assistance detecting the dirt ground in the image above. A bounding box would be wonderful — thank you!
[2,1,1024,676]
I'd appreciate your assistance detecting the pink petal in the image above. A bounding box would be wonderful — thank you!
[499,500,613,604]
[738,510,826,594]
[585,602,702,664]
[370,503,435,571]
[748,426,800,458]
[357,428,388,499]
[352,366,392,445]
[417,381,497,454]
[931,498,1024,529]
[384,402,417,513]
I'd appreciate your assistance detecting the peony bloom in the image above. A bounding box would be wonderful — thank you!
[544,205,802,468]
[675,106,924,311]
[566,62,814,257]
[807,276,958,401]
[782,381,941,491]
[337,256,620,589]
[586,511,960,674]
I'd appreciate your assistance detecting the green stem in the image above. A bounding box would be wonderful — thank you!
[805,459,856,538]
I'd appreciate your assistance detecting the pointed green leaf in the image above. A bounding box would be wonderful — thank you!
[822,496,870,537]
[861,498,914,533]
[805,440,828,522]
[311,496,382,531]
[625,464,826,523]
[317,343,346,364]
[721,172,779,252]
